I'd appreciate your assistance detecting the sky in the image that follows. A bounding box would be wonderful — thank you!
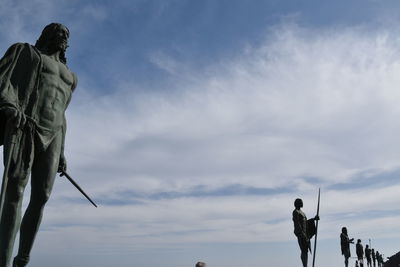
[1,0,400,266]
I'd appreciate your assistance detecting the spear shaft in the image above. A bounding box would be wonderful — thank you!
[312,188,320,267]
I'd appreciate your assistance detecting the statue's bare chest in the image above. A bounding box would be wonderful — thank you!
[41,55,74,88]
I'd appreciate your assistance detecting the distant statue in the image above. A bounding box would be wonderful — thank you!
[376,251,381,267]
[340,227,354,267]
[371,249,376,267]
[0,23,77,267]
[356,239,364,267]
[365,244,372,267]
[195,262,207,267]
[376,251,383,267]
[292,198,319,267]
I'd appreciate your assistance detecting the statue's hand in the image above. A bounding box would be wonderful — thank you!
[314,215,320,221]
[3,107,26,129]
[58,155,67,173]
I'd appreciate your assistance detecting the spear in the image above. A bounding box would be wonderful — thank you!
[312,188,321,267]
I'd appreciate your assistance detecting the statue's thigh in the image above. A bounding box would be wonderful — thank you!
[30,134,62,196]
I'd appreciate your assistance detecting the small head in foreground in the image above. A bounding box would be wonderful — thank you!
[35,22,70,64]
[294,198,303,209]
[196,262,206,267]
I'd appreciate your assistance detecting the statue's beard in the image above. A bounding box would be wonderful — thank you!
[46,38,68,54]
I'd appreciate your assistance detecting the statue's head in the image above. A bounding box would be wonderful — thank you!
[195,262,206,267]
[341,227,347,234]
[35,23,69,64]
[294,198,303,208]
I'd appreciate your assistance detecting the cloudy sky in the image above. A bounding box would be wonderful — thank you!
[1,0,400,266]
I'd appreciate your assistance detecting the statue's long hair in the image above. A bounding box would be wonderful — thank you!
[35,23,69,64]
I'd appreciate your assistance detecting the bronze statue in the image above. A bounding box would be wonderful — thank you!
[365,244,372,267]
[0,23,77,267]
[340,227,354,267]
[356,239,364,267]
[372,249,376,267]
[292,198,319,267]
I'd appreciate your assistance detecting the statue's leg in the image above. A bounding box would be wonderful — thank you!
[345,255,349,267]
[14,134,61,267]
[0,174,30,267]
[297,237,308,267]
[0,131,33,267]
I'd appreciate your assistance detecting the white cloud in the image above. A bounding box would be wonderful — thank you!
[40,23,400,255]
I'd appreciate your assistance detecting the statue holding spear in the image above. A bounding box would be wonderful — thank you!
[292,189,320,267]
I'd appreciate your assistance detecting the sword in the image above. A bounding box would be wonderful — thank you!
[312,188,320,267]
[60,171,98,208]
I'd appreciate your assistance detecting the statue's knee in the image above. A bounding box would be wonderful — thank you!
[33,191,51,206]
[6,183,24,203]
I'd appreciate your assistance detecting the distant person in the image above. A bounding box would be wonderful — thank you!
[340,227,354,267]
[371,249,376,267]
[356,239,364,267]
[365,244,372,267]
[292,198,319,267]
[196,262,206,267]
[355,260,359,267]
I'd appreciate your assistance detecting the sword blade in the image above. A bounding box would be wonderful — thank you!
[60,171,98,208]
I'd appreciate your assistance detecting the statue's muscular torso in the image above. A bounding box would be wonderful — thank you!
[36,54,74,131]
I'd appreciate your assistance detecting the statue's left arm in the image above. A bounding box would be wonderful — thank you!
[58,72,77,173]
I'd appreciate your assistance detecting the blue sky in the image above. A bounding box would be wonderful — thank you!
[1,1,400,266]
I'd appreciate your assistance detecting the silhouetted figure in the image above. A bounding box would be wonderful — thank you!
[355,260,359,267]
[356,239,364,267]
[376,251,381,267]
[365,245,372,267]
[292,198,319,267]
[340,227,354,267]
[196,262,206,267]
[377,252,383,267]
[372,249,376,267]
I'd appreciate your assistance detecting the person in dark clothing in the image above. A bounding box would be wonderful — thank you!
[365,245,372,267]
[340,227,354,267]
[356,239,364,267]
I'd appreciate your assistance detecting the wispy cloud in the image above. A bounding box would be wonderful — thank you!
[36,23,400,257]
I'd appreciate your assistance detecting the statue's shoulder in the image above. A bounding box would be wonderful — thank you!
[7,42,32,51]
[3,43,38,60]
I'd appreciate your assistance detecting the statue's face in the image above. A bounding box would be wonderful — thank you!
[52,24,69,52]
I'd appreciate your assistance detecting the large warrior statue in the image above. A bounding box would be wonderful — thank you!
[292,198,319,267]
[0,23,77,267]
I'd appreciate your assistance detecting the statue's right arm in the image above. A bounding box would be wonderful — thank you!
[0,43,27,129]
